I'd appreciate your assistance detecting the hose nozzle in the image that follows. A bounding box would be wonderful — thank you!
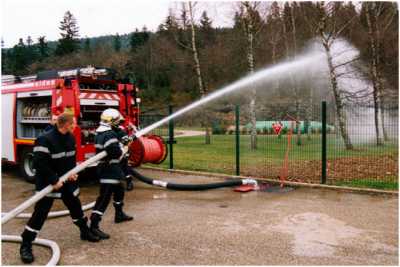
[241,179,258,186]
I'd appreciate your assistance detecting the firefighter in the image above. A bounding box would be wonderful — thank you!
[19,112,100,264]
[89,108,133,240]
[115,123,135,191]
[44,113,58,132]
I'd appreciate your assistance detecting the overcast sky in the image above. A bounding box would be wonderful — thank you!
[1,0,235,48]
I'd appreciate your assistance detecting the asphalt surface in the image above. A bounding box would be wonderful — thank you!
[1,167,398,265]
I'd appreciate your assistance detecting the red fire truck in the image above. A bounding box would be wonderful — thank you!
[1,66,141,182]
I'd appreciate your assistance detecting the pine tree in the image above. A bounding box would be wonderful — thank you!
[200,11,212,30]
[11,38,29,75]
[37,36,49,60]
[55,11,80,56]
[1,38,8,74]
[26,36,33,46]
[25,35,37,64]
[129,28,149,52]
[83,37,91,53]
[199,11,214,45]
[113,33,122,52]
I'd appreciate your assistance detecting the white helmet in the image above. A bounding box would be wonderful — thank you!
[100,108,124,127]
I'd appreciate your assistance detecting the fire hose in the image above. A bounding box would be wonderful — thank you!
[130,168,255,191]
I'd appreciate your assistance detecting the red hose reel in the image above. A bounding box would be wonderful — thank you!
[127,135,168,167]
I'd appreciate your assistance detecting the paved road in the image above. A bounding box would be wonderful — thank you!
[2,167,398,265]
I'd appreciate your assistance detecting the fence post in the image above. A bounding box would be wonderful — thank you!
[321,101,327,184]
[235,105,240,176]
[168,105,174,170]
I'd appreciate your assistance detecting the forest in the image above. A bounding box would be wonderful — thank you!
[1,2,398,149]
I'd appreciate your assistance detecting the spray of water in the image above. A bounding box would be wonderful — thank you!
[315,38,398,143]
[135,51,325,138]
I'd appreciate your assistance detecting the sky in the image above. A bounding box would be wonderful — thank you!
[1,0,235,48]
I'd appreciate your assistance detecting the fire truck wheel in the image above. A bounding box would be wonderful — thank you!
[19,148,36,183]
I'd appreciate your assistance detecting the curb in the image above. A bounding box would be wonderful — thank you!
[139,166,398,196]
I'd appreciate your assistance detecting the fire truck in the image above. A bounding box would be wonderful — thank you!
[1,66,142,182]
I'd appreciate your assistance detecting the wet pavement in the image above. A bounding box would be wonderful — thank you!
[1,166,398,265]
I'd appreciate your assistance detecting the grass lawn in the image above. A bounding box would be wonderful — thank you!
[335,179,398,190]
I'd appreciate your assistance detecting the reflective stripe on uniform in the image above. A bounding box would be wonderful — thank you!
[73,188,80,196]
[46,192,62,198]
[104,138,118,148]
[66,151,76,157]
[51,152,65,159]
[109,159,120,164]
[25,225,40,233]
[37,188,80,198]
[51,150,76,159]
[33,146,50,153]
[100,179,121,184]
[95,144,103,149]
[92,210,104,215]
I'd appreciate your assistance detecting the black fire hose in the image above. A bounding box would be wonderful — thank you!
[130,168,257,191]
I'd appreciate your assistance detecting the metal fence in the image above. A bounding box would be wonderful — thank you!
[140,101,398,190]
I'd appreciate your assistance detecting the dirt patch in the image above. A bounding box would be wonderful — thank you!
[327,155,398,180]
[240,155,398,184]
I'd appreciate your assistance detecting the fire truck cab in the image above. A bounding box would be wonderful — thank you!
[1,66,140,182]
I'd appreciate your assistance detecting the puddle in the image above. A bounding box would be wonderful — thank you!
[272,212,363,257]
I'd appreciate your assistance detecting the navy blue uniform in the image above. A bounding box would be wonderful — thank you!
[90,127,126,224]
[114,127,135,190]
[21,127,85,241]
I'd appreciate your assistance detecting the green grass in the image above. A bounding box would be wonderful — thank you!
[150,134,398,188]
[335,179,399,190]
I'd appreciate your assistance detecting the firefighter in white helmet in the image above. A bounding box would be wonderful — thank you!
[89,108,133,239]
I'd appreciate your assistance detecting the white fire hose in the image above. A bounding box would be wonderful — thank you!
[2,235,60,266]
[1,151,108,265]
[2,151,107,225]
[1,202,96,219]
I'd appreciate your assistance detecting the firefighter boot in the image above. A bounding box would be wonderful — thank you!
[126,175,134,191]
[20,229,36,263]
[74,217,100,242]
[89,213,110,240]
[114,202,133,223]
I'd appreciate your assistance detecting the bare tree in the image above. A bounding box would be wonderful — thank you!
[365,2,396,142]
[265,2,282,92]
[188,2,205,97]
[240,1,261,150]
[365,3,384,146]
[318,2,356,150]
[282,2,303,145]
[186,2,211,144]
